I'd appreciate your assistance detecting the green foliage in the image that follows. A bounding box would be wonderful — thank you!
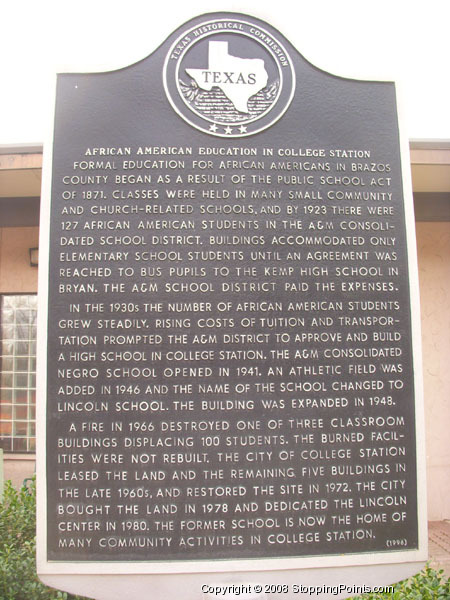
[351,564,450,599]
[1,481,449,599]
[0,478,91,600]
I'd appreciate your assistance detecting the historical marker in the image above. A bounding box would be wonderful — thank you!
[37,12,426,599]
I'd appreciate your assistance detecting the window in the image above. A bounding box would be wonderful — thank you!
[0,295,37,453]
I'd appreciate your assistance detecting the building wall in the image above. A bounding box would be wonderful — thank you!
[1,226,39,484]
[0,226,39,293]
[416,221,450,520]
[1,224,449,522]
[3,455,35,488]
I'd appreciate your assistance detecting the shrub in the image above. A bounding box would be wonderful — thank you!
[0,478,91,600]
[351,564,450,599]
[1,479,449,599]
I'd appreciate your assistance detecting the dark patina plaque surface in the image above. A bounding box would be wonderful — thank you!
[44,13,419,564]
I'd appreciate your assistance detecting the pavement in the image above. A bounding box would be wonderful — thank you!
[428,521,450,578]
